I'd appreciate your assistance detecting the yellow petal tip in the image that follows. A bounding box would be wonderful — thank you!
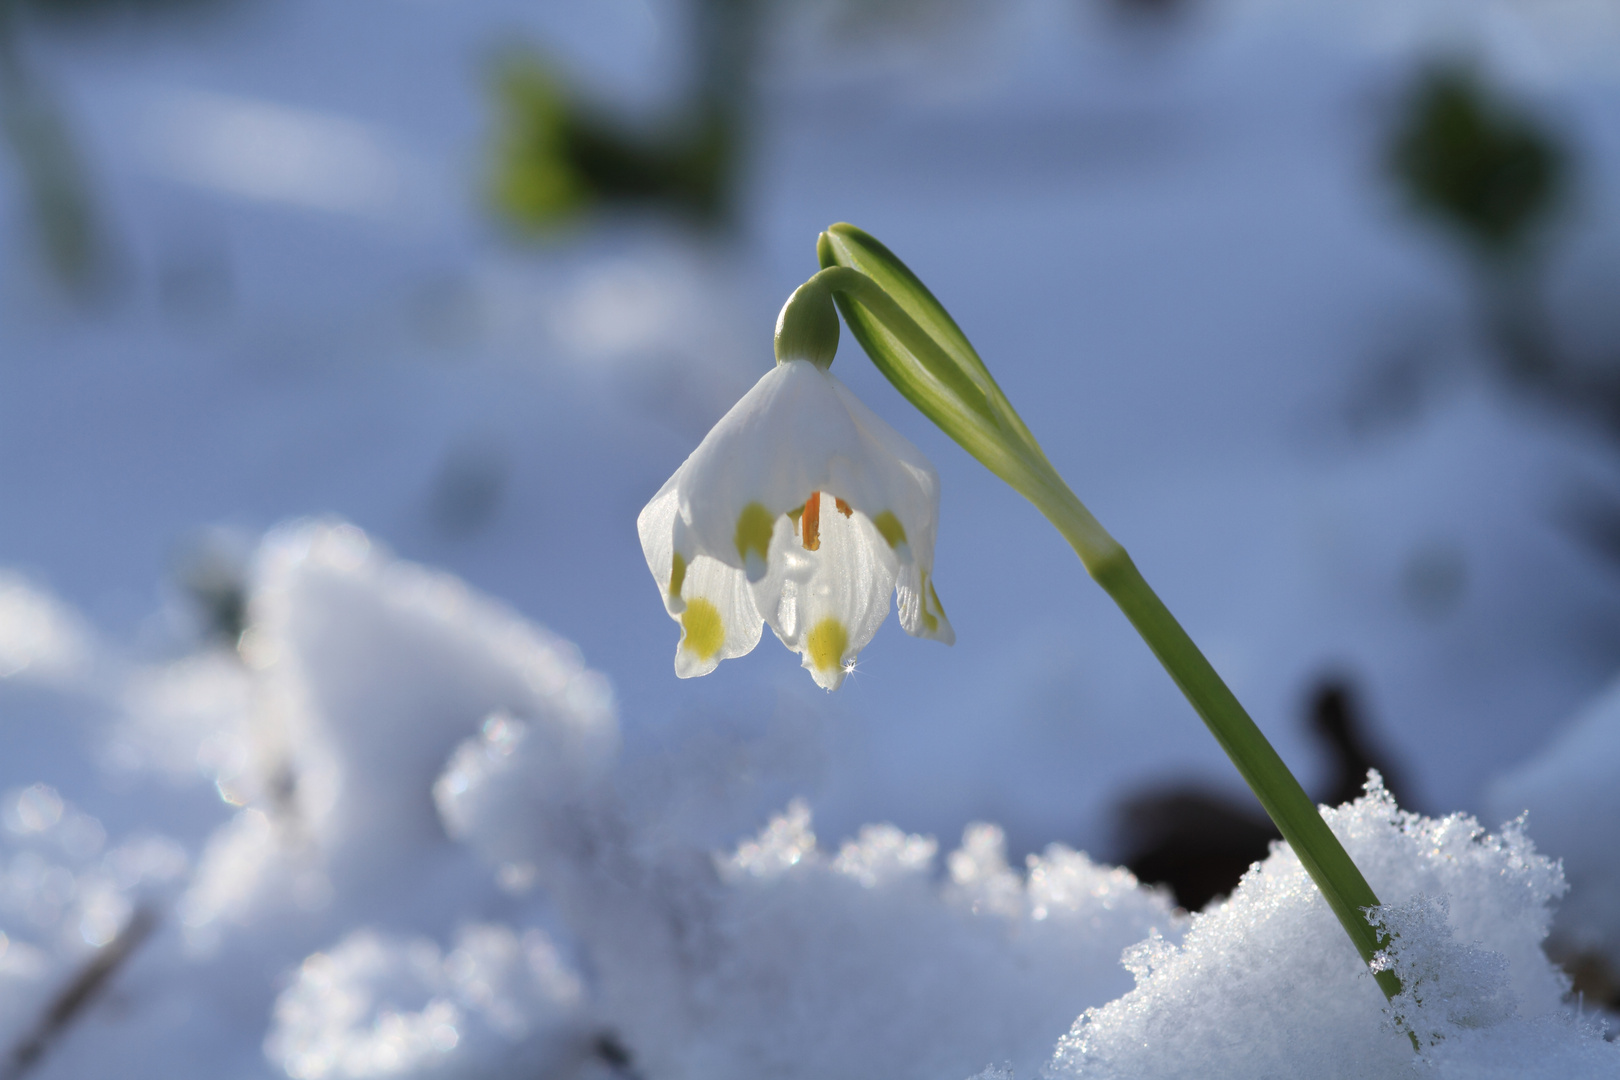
[680,597,725,662]
[806,616,848,675]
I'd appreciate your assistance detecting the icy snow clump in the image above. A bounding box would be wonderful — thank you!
[265,924,587,1079]
[438,724,1185,1080]
[0,574,95,686]
[1048,777,1616,1079]
[176,518,617,947]
[25,520,615,1079]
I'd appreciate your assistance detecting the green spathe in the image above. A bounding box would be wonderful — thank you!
[805,222,1402,1002]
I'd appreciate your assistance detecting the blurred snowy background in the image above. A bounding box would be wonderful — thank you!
[3,0,1620,1075]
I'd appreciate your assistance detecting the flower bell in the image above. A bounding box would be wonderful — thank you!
[637,280,953,691]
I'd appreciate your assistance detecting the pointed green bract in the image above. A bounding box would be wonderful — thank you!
[819,226,1004,420]
[818,227,1031,464]
[815,224,1117,567]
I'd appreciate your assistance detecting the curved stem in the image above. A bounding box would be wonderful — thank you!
[1040,478,1399,997]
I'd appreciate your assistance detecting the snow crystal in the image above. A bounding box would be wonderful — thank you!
[719,797,819,880]
[1048,777,1615,1079]
[265,924,586,1079]
[1370,894,1516,1046]
[832,821,939,888]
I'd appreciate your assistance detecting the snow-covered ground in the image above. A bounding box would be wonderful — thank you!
[2,0,1620,1074]
[2,519,1614,1078]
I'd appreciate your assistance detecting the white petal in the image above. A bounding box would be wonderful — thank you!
[671,555,763,679]
[636,474,691,615]
[676,362,821,575]
[755,493,898,691]
[897,563,955,645]
[750,512,817,644]
[676,361,939,580]
[828,375,942,572]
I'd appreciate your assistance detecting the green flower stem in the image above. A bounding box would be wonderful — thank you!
[1040,482,1401,1001]
[1017,461,1397,1003]
[799,234,1401,1001]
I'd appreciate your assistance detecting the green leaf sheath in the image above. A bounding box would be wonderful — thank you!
[816,222,1401,1001]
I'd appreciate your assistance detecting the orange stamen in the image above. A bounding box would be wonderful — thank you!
[834,497,853,517]
[801,491,821,551]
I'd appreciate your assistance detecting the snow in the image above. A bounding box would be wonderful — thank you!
[0,521,619,1077]
[1489,676,1620,980]
[1050,779,1614,1079]
[0,575,96,686]
[0,780,188,1057]
[265,924,586,1080]
[442,717,1179,1080]
[0,520,1186,1078]
[0,520,1613,1076]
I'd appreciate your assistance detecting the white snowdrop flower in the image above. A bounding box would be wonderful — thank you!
[638,290,953,690]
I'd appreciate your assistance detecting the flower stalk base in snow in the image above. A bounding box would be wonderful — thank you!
[810,223,1403,1002]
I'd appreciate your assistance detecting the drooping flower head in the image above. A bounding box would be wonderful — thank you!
[637,285,952,690]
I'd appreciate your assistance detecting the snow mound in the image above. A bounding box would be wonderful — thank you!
[439,725,1183,1080]
[1488,675,1620,977]
[21,520,623,1080]
[177,518,617,947]
[265,924,586,1080]
[8,522,1611,1080]
[1047,777,1614,1079]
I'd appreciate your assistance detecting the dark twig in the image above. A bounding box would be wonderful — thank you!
[4,907,158,1080]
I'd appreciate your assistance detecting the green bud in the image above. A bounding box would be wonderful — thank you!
[774,278,840,368]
